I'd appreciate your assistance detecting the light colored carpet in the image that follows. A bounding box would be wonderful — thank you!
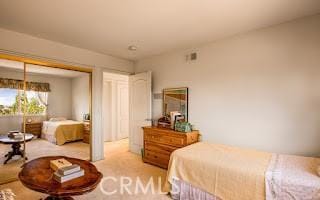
[0,139,90,184]
[0,139,170,200]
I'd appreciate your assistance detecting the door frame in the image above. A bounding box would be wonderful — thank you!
[102,72,129,142]
[0,53,94,161]
[129,71,152,154]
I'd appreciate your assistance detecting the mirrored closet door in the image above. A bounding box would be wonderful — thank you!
[0,58,27,184]
[24,64,91,161]
[0,55,93,185]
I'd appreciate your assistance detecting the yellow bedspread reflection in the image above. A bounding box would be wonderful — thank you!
[55,123,84,145]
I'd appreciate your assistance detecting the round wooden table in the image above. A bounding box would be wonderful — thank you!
[18,156,103,200]
[0,133,34,164]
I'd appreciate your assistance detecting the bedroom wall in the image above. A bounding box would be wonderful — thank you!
[135,14,320,157]
[0,28,133,72]
[0,69,72,134]
[72,75,90,122]
[0,27,134,161]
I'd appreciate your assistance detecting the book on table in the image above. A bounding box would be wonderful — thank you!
[13,133,23,139]
[53,169,84,183]
[8,132,23,139]
[9,130,19,134]
[50,159,84,183]
[50,158,72,171]
[58,164,81,176]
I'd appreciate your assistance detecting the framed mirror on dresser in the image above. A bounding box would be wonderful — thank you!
[142,87,200,169]
[163,87,188,121]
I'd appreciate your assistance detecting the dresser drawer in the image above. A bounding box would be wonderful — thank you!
[84,127,90,133]
[27,130,41,134]
[145,132,185,147]
[83,134,90,144]
[27,125,41,128]
[142,126,200,169]
[145,141,177,155]
[24,123,42,128]
[84,124,90,130]
[144,150,170,168]
[24,123,42,137]
[26,127,41,131]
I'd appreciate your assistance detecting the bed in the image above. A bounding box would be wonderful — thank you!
[41,119,84,145]
[165,142,320,200]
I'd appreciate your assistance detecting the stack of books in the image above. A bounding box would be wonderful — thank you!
[50,158,84,183]
[8,131,23,139]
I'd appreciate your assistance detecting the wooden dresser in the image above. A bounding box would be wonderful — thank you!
[23,122,42,138]
[143,126,200,169]
[83,120,90,144]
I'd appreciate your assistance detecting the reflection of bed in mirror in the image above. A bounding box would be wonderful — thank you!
[0,56,92,185]
[163,87,188,120]
[41,118,84,145]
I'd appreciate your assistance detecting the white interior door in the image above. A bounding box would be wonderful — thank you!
[102,80,114,142]
[102,73,129,142]
[117,82,129,140]
[129,71,152,154]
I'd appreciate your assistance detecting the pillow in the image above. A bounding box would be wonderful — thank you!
[49,117,67,122]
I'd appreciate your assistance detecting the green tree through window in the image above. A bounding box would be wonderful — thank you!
[27,97,46,114]
[0,89,47,116]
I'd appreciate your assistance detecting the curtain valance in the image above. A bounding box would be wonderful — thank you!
[0,78,51,92]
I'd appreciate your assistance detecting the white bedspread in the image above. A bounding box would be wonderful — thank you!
[265,154,320,200]
[167,143,320,200]
[171,178,219,200]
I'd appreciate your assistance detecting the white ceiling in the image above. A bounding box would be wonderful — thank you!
[0,0,320,60]
[0,59,86,78]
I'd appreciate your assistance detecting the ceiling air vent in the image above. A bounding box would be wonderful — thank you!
[186,52,197,61]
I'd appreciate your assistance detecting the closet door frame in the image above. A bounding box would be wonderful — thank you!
[0,53,94,161]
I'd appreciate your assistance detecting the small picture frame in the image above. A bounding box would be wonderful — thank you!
[174,115,185,130]
[174,115,185,123]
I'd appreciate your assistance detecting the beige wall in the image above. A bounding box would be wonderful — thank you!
[135,14,320,156]
[72,75,90,121]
